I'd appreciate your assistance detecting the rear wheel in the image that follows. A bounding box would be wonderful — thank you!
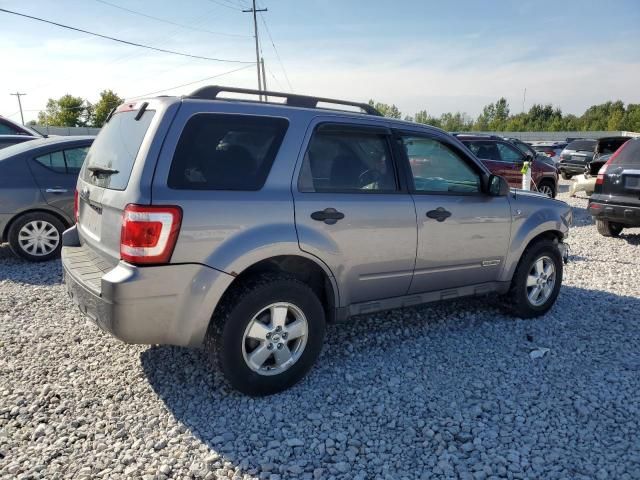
[507,239,563,318]
[8,212,66,262]
[596,219,623,237]
[561,171,572,180]
[206,273,326,396]
[536,179,556,198]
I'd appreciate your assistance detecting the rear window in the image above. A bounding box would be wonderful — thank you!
[597,138,630,155]
[565,139,596,152]
[610,139,640,166]
[82,110,155,190]
[168,114,288,190]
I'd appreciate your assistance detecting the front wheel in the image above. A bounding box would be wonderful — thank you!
[596,219,623,237]
[507,239,563,318]
[536,179,556,198]
[206,273,326,396]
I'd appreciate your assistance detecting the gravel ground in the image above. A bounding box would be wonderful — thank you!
[1,181,639,480]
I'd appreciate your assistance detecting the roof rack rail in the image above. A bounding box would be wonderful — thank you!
[187,85,382,116]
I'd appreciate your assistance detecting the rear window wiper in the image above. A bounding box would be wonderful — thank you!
[88,166,119,176]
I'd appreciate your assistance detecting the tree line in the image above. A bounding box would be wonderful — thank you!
[369,98,640,132]
[30,90,124,128]
[30,90,640,132]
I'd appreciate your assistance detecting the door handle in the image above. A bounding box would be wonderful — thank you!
[45,188,68,194]
[311,208,345,225]
[426,207,451,222]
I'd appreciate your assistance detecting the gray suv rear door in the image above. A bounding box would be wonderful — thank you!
[293,119,417,306]
[396,130,511,294]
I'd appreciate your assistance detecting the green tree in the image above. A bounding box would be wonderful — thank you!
[368,99,401,119]
[440,112,473,131]
[91,90,124,127]
[413,110,441,128]
[37,95,90,127]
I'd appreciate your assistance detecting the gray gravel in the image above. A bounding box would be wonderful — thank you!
[1,180,640,480]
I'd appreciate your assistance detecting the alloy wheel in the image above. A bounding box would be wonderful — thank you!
[242,302,309,376]
[526,255,556,307]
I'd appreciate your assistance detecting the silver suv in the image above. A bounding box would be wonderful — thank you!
[62,86,571,396]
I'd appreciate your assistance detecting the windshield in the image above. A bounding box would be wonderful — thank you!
[81,110,155,190]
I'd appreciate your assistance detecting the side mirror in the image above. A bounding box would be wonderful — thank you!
[488,174,510,196]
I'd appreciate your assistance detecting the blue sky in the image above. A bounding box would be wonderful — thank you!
[1,0,639,123]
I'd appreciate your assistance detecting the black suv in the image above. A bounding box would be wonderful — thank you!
[559,137,631,180]
[589,137,640,237]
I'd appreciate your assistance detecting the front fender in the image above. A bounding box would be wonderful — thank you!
[500,197,571,282]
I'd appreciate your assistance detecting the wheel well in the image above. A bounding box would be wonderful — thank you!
[524,230,563,252]
[2,208,71,243]
[224,255,336,322]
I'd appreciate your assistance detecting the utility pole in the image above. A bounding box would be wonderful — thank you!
[243,0,267,101]
[522,88,527,113]
[10,92,26,125]
[261,58,268,101]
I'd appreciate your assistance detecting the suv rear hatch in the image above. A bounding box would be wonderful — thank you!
[76,100,168,267]
[560,139,596,167]
[594,138,640,205]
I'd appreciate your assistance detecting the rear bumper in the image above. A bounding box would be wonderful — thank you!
[588,199,640,226]
[558,163,585,175]
[62,226,235,347]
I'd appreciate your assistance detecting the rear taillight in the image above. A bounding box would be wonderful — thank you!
[74,188,79,222]
[120,204,182,265]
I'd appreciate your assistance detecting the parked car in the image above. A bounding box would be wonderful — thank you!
[455,135,559,197]
[558,137,631,180]
[0,136,94,261]
[503,137,557,169]
[0,115,43,137]
[0,134,40,150]
[531,142,567,165]
[62,86,571,396]
[589,137,640,236]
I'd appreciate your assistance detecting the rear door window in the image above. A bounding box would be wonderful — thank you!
[297,126,397,192]
[82,110,155,190]
[463,141,501,161]
[35,151,66,173]
[610,139,640,166]
[497,142,524,162]
[168,114,288,190]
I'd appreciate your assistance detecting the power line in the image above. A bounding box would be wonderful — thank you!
[0,8,253,64]
[127,64,254,99]
[206,0,244,12]
[259,13,293,91]
[94,0,251,38]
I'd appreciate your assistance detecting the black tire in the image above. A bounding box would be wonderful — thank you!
[537,179,557,198]
[7,212,66,262]
[507,239,563,318]
[205,273,326,396]
[561,171,572,180]
[596,219,623,237]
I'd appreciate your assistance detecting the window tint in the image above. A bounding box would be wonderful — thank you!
[83,110,155,190]
[168,114,288,190]
[598,138,630,155]
[64,147,90,173]
[611,138,640,166]
[401,136,480,193]
[566,139,596,152]
[0,121,20,135]
[298,127,397,193]
[497,142,523,162]
[35,150,66,173]
[463,140,500,161]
